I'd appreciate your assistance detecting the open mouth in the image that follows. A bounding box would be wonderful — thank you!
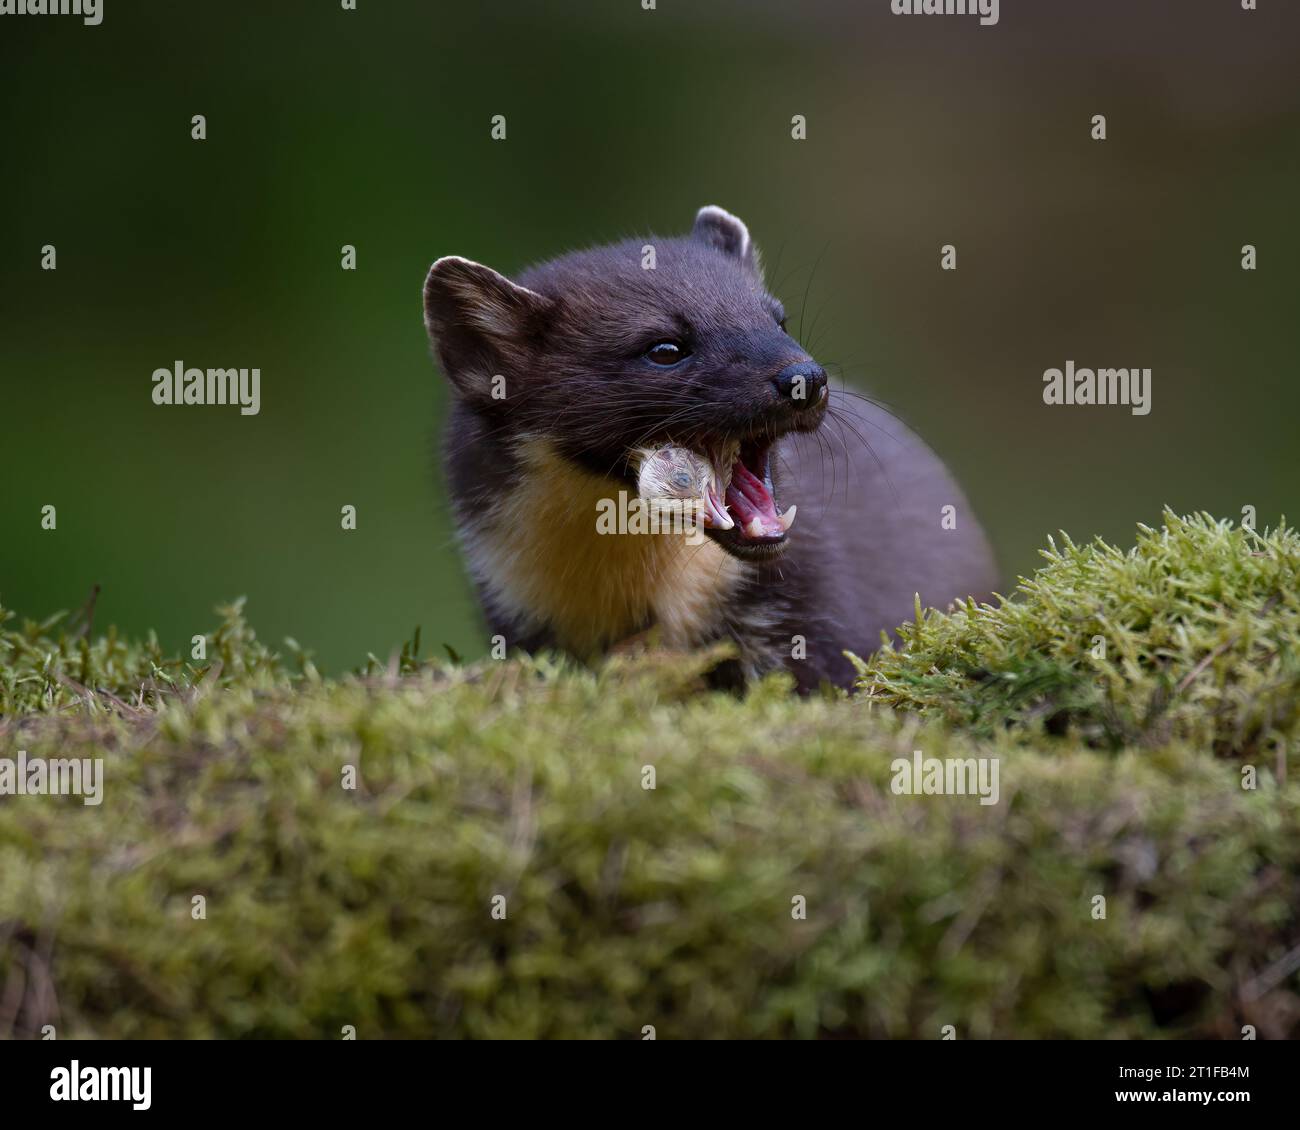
[698,438,796,560]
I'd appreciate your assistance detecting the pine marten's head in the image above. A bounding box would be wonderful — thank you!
[422,205,827,562]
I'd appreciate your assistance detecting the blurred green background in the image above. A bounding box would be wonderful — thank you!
[2,0,1297,672]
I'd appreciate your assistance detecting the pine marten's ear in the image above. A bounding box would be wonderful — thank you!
[692,205,759,275]
[423,256,555,400]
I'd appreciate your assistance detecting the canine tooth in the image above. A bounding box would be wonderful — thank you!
[705,488,734,530]
[779,505,797,532]
[746,517,764,539]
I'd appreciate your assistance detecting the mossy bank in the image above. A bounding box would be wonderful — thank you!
[1,512,1296,1039]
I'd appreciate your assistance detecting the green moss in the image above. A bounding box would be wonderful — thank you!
[854,510,1300,760]
[0,511,1297,1038]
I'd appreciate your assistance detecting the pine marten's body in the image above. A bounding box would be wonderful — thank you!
[423,206,998,690]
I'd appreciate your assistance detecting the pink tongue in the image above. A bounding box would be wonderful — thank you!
[725,461,784,537]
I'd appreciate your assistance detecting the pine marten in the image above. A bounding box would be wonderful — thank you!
[422,205,999,691]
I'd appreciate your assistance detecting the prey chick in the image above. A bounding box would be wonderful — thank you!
[634,444,734,530]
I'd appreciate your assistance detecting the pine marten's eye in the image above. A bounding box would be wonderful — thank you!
[644,341,689,366]
[670,470,693,490]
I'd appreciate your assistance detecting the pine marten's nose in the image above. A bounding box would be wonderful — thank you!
[773,361,828,409]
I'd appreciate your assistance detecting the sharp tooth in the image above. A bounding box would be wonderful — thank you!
[745,517,764,539]
[779,504,797,531]
[704,488,734,530]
